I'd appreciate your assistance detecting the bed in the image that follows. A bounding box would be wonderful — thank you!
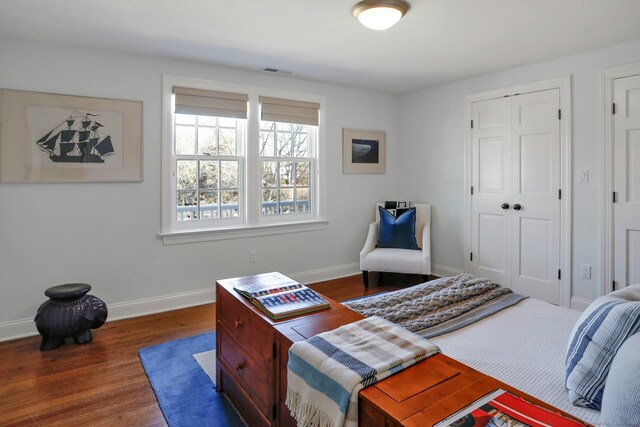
[344,274,640,425]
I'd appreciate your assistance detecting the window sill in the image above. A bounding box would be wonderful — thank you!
[159,219,330,245]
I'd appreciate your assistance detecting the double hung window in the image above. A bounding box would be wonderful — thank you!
[162,77,324,242]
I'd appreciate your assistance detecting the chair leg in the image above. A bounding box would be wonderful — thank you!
[378,272,383,286]
[422,274,430,283]
[362,271,369,288]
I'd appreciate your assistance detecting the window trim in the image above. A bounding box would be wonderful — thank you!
[160,74,327,245]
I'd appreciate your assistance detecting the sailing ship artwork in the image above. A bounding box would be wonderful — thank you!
[35,113,115,164]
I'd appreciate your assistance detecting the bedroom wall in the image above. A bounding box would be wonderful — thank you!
[0,36,401,340]
[398,39,640,306]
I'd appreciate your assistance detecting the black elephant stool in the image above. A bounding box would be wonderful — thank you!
[34,283,108,351]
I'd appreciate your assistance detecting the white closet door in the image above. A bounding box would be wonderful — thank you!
[614,74,640,287]
[470,97,512,287]
[470,90,561,304]
[510,90,561,303]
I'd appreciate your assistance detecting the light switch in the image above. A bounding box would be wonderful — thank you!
[578,169,589,183]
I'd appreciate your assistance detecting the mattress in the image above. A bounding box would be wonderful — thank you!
[429,298,600,424]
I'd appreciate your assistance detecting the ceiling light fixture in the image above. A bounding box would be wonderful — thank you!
[352,0,410,31]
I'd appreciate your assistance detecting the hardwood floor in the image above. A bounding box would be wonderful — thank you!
[0,273,423,426]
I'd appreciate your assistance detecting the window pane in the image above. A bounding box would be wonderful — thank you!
[277,122,293,132]
[199,160,218,189]
[279,189,294,214]
[296,162,310,186]
[262,189,278,215]
[296,188,310,213]
[220,161,238,189]
[293,127,309,157]
[259,130,275,157]
[177,190,197,221]
[219,128,236,156]
[198,127,217,155]
[177,160,197,190]
[219,117,236,127]
[221,191,239,217]
[261,162,277,188]
[175,125,196,155]
[176,114,195,125]
[199,191,218,219]
[198,115,216,126]
[277,131,292,157]
[279,162,294,187]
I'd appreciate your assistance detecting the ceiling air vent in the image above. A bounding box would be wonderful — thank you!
[261,67,293,75]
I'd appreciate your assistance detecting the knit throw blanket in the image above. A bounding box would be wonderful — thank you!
[344,273,519,336]
[286,316,439,427]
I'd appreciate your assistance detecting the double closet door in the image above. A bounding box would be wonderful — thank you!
[470,89,561,305]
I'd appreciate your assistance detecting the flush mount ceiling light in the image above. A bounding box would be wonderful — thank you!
[352,0,410,30]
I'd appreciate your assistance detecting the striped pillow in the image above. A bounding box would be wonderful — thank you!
[565,285,640,410]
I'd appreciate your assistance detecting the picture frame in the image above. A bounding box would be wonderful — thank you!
[342,128,385,174]
[0,89,143,183]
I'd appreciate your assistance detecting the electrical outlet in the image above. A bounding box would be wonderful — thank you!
[249,250,256,263]
[581,264,591,279]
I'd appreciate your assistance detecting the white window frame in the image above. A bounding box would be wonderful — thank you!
[160,75,327,245]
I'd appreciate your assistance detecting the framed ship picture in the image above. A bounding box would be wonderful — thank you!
[0,89,142,182]
[342,128,385,174]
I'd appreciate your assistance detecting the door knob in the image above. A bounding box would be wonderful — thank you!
[501,203,510,210]
[513,204,522,211]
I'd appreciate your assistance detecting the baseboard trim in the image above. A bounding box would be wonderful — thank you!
[431,263,463,278]
[289,263,360,285]
[0,263,362,342]
[570,296,593,312]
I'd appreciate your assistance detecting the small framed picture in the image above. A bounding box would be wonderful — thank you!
[342,128,385,174]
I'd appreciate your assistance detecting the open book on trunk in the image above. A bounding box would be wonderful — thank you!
[233,279,330,320]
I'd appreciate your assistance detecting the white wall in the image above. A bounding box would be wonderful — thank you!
[398,39,640,305]
[0,37,401,340]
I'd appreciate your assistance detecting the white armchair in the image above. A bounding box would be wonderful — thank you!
[359,203,431,287]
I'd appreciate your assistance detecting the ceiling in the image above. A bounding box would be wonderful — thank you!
[1,0,640,93]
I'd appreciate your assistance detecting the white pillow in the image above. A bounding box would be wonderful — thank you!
[565,285,640,410]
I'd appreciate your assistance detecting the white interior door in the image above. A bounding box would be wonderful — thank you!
[510,90,561,303]
[614,74,640,287]
[470,90,561,304]
[470,97,512,286]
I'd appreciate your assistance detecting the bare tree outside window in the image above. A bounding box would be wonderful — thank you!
[174,113,241,221]
[259,121,314,216]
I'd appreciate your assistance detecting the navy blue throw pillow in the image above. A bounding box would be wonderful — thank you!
[378,206,420,250]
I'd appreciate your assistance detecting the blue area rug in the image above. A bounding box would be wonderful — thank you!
[139,332,246,427]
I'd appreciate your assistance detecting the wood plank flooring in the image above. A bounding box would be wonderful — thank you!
[0,273,422,426]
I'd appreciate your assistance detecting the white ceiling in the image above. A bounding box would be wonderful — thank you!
[2,0,640,93]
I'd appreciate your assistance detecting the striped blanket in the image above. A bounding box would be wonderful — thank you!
[286,316,439,427]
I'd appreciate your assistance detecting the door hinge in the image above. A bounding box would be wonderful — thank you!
[613,191,617,203]
[558,269,561,280]
[471,186,474,195]
[612,103,616,115]
[470,120,474,129]
[273,404,277,420]
[558,109,561,120]
[470,252,473,262]
[558,189,562,200]
[612,280,616,290]
[273,342,277,359]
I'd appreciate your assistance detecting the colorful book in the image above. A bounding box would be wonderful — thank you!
[434,389,589,427]
[234,280,330,320]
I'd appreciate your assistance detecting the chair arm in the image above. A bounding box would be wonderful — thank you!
[421,223,432,274]
[359,222,378,269]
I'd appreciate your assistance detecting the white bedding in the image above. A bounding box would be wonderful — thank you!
[429,298,600,424]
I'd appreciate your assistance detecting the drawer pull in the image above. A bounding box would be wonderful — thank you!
[235,361,246,371]
[234,319,244,328]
